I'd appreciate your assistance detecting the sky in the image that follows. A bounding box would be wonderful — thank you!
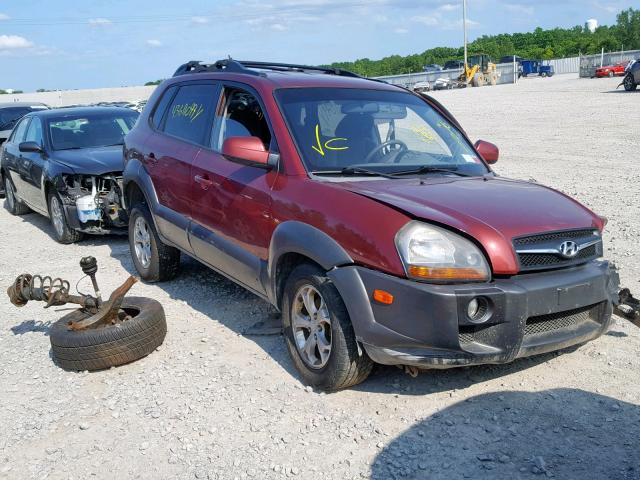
[0,0,636,91]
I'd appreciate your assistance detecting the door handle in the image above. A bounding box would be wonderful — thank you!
[194,175,214,190]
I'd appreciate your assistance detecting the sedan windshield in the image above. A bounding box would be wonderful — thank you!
[275,88,489,177]
[48,111,138,150]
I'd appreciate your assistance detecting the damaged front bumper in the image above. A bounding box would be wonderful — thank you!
[57,174,128,234]
[328,261,617,369]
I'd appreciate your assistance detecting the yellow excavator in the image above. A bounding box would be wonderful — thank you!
[458,54,499,87]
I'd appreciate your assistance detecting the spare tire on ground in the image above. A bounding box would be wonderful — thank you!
[49,297,166,371]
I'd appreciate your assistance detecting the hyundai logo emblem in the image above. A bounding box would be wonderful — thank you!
[559,241,579,258]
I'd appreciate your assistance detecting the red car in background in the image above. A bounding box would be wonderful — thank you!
[595,62,629,77]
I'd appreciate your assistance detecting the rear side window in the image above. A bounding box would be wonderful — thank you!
[151,86,177,130]
[163,84,217,145]
[10,117,30,144]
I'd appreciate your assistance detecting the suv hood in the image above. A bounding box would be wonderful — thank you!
[334,176,603,274]
[52,145,124,175]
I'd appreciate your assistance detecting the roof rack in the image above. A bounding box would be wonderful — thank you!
[172,59,362,78]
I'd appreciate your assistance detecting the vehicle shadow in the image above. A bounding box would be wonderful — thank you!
[370,388,640,480]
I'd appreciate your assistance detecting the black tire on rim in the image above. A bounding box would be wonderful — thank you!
[47,192,83,244]
[49,297,166,371]
[4,176,30,215]
[282,263,373,391]
[608,71,614,77]
[624,74,637,91]
[128,203,180,282]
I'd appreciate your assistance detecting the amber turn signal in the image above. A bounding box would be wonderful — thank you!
[407,265,487,281]
[373,289,394,305]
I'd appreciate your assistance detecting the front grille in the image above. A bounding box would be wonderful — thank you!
[514,229,601,272]
[519,244,598,268]
[524,303,602,336]
[514,229,595,246]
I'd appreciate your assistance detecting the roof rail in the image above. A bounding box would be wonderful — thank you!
[172,59,362,78]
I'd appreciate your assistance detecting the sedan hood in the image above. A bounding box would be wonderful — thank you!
[52,145,124,175]
[333,176,603,274]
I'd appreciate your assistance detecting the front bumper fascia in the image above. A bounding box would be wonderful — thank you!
[328,261,616,368]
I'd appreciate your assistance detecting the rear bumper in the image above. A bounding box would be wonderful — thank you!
[328,261,616,368]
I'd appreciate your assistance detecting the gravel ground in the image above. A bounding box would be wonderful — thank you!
[1,74,639,480]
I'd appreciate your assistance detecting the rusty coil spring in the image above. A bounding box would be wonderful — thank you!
[7,274,70,307]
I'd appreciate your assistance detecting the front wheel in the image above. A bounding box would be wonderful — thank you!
[608,71,615,78]
[624,74,637,91]
[128,203,180,282]
[282,263,373,391]
[48,192,83,244]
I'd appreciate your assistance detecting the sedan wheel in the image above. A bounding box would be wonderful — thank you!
[291,284,333,369]
[133,215,152,269]
[5,177,15,211]
[50,195,65,238]
[624,74,637,91]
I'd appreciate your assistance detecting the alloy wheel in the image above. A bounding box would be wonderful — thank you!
[291,284,332,369]
[50,196,65,238]
[624,75,634,90]
[133,216,152,269]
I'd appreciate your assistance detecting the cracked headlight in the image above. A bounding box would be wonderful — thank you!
[395,221,490,283]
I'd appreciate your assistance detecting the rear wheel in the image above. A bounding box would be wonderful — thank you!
[4,176,30,216]
[128,203,180,282]
[624,74,637,91]
[48,192,83,244]
[608,71,615,78]
[282,263,373,391]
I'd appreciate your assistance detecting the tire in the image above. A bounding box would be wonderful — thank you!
[541,72,547,78]
[624,74,637,91]
[49,297,166,371]
[128,203,180,282]
[281,263,373,391]
[48,192,83,244]
[608,71,614,78]
[4,176,30,215]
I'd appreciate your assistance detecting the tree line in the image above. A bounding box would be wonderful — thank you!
[327,7,640,76]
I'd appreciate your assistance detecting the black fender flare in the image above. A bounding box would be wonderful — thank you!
[266,221,353,305]
[123,159,158,212]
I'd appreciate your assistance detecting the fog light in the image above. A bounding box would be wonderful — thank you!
[467,297,490,323]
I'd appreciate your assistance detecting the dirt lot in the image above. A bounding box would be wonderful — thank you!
[1,74,639,480]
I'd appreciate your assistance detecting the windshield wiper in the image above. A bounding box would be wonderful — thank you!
[102,142,124,147]
[391,166,476,178]
[56,146,84,151]
[311,167,399,179]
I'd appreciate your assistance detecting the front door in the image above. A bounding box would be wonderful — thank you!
[19,116,48,212]
[189,84,278,295]
[2,117,31,205]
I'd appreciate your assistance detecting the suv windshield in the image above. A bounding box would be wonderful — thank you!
[48,111,139,150]
[0,106,47,131]
[275,88,489,177]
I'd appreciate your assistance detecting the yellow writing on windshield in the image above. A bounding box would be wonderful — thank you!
[411,125,437,143]
[312,124,348,156]
[172,103,205,123]
[436,120,464,145]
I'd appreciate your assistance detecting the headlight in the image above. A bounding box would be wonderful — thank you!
[395,221,490,282]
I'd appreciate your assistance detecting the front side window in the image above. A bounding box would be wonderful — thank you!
[48,111,139,150]
[163,84,217,145]
[211,87,272,151]
[151,85,177,130]
[275,88,488,176]
[24,117,43,145]
[10,117,30,144]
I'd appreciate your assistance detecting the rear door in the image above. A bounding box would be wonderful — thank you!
[143,82,218,253]
[2,116,31,202]
[19,116,47,212]
[189,83,277,295]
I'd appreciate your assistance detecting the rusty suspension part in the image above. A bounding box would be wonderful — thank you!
[6,257,137,331]
[616,288,640,328]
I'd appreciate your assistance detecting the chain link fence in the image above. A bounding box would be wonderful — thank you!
[579,49,640,78]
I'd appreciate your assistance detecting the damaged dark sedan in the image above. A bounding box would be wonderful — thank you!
[1,107,138,243]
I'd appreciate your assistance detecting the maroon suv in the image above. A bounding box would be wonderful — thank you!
[123,60,616,390]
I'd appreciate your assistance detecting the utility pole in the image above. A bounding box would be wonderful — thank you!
[463,0,468,67]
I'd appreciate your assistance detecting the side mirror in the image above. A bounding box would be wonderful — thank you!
[19,141,44,154]
[474,140,499,165]
[221,136,272,169]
